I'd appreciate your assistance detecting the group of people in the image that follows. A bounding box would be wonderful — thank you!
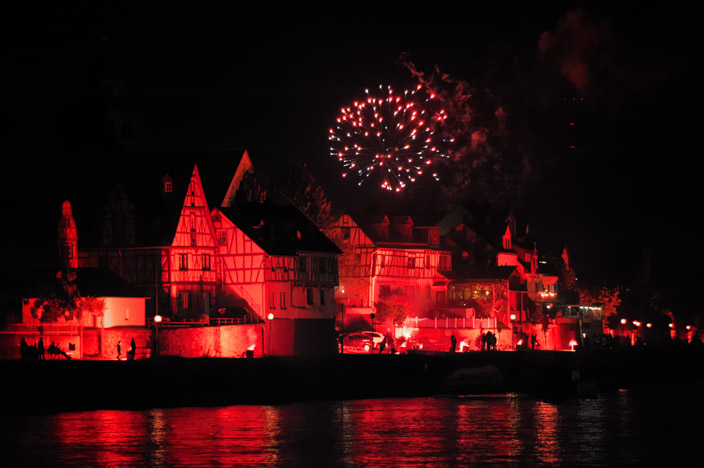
[117,338,137,360]
[479,331,498,351]
[20,337,71,360]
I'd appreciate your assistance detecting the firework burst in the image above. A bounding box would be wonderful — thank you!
[329,84,452,192]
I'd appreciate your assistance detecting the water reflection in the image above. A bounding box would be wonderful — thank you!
[1,392,701,466]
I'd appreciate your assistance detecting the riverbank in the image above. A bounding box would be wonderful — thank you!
[3,345,703,413]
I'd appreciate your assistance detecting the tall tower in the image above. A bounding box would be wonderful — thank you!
[57,200,78,269]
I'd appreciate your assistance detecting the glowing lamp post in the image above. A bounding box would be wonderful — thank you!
[153,314,162,357]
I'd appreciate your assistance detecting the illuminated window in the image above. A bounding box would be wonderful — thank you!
[202,254,211,271]
[180,291,190,310]
[179,254,188,270]
[217,230,227,245]
[439,255,450,270]
[62,242,73,259]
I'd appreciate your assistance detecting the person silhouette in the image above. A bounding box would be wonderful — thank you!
[20,338,28,359]
[450,334,457,353]
[128,338,136,360]
[37,337,45,360]
[117,341,122,360]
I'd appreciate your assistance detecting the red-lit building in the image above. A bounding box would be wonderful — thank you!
[70,151,341,356]
[436,203,561,349]
[325,213,451,332]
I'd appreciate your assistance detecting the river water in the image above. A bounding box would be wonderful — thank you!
[1,391,699,467]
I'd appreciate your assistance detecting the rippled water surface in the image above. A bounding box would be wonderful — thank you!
[2,391,700,466]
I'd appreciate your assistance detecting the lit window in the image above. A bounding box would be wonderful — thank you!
[180,291,190,309]
[62,243,73,259]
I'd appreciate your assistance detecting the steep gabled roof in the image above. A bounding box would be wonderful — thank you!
[441,265,518,282]
[218,202,341,256]
[74,151,244,248]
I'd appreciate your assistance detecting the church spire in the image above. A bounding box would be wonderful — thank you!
[58,200,78,269]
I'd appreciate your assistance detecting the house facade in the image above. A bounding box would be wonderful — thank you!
[73,154,341,356]
[325,213,451,332]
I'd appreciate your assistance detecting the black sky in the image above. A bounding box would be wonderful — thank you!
[4,2,702,311]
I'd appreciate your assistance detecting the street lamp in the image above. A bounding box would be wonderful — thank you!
[153,314,162,357]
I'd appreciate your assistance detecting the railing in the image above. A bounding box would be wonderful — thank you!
[0,324,80,335]
[146,316,263,328]
[407,317,498,330]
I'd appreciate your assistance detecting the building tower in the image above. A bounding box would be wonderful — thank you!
[58,200,78,269]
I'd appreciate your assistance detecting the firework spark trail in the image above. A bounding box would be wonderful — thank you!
[329,84,452,192]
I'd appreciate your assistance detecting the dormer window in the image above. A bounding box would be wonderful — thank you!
[163,174,174,194]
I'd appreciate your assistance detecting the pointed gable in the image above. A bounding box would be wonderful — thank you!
[171,165,218,248]
[222,150,254,208]
[502,224,512,250]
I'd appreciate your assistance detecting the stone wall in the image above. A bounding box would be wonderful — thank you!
[102,327,153,360]
[158,324,263,358]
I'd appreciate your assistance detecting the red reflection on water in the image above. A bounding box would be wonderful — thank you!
[54,410,148,466]
[340,397,525,466]
[52,406,282,467]
[534,401,560,464]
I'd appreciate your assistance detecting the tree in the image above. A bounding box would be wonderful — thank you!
[28,270,105,323]
[374,294,411,326]
[579,285,621,324]
[276,162,337,230]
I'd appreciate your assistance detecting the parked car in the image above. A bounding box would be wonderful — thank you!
[340,331,386,354]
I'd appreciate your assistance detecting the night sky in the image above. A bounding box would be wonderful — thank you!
[4,2,702,314]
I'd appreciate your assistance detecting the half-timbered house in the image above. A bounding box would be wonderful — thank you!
[212,201,341,355]
[325,213,452,331]
[68,150,342,356]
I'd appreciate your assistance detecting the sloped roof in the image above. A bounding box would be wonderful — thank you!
[18,268,148,299]
[441,265,518,282]
[73,268,150,297]
[345,211,441,247]
[218,202,341,256]
[74,151,244,248]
